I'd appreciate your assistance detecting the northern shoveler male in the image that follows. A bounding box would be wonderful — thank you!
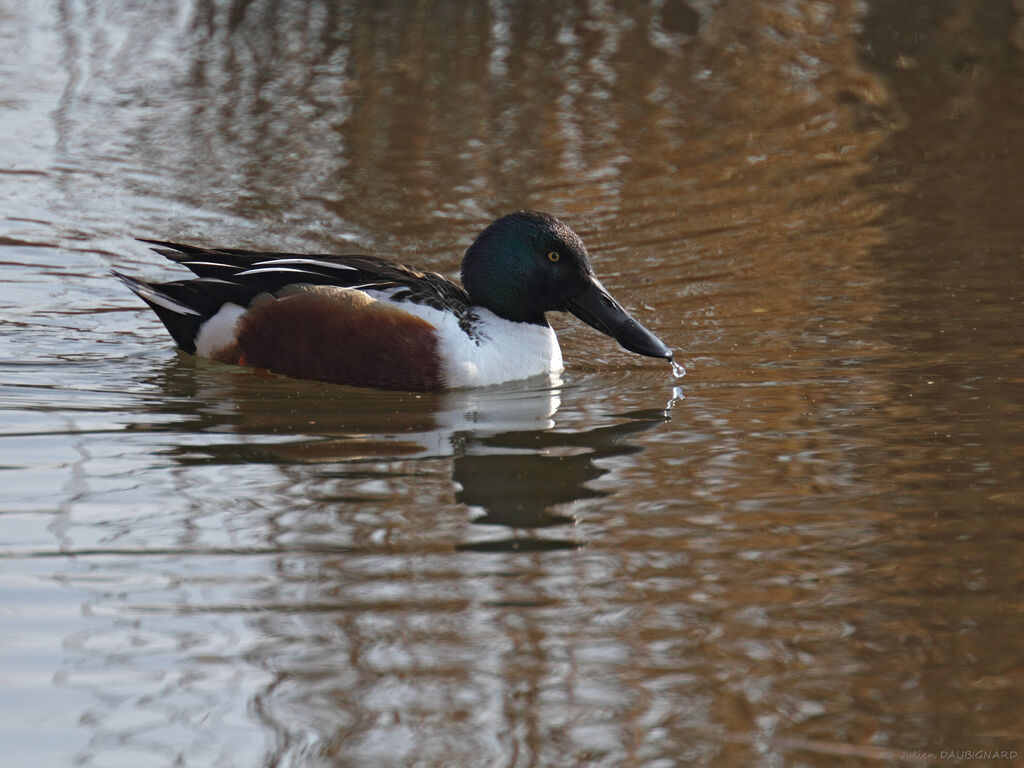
[115,210,673,391]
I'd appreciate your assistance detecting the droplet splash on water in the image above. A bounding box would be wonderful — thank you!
[664,385,685,414]
[668,356,686,378]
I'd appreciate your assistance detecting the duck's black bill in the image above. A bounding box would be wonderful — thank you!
[566,276,672,359]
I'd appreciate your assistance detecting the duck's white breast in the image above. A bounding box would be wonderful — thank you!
[366,291,563,388]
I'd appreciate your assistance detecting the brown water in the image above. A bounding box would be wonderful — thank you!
[2,1,1023,766]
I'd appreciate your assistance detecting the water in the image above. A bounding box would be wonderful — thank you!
[2,1,1023,766]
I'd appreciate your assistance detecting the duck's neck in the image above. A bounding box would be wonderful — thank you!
[469,299,547,326]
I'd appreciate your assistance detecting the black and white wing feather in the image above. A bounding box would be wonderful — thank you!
[115,240,472,353]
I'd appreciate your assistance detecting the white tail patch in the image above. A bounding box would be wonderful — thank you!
[195,303,247,357]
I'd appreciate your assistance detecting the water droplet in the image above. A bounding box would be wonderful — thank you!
[669,357,686,378]
[665,385,685,414]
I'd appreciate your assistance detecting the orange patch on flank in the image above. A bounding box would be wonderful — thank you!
[235,286,444,391]
[209,342,242,365]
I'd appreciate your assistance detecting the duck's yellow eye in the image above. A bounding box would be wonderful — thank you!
[547,251,560,263]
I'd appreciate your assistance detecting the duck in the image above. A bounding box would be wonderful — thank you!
[115,210,673,392]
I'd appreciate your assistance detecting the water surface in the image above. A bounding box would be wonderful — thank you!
[2,1,1023,766]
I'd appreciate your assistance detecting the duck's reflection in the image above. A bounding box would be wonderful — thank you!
[143,354,675,542]
[453,412,672,547]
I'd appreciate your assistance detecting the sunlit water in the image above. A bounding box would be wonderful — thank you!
[2,1,1023,766]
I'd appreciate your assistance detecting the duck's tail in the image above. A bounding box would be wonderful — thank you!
[113,270,217,353]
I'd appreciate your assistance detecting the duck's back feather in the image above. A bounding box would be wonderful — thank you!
[138,240,471,313]
[119,240,473,355]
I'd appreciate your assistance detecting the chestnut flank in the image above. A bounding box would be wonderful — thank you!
[234,286,444,391]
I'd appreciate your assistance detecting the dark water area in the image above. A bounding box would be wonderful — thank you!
[1,1,1022,766]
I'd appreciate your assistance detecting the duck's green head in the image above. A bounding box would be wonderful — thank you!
[461,211,672,360]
